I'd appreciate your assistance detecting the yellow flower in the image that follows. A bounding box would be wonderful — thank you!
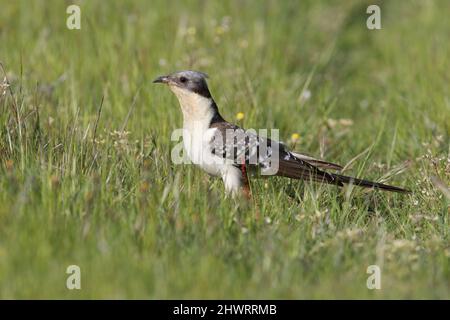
[291,133,300,142]
[215,26,225,35]
[239,39,249,48]
[139,181,150,193]
[236,112,245,121]
[186,27,196,36]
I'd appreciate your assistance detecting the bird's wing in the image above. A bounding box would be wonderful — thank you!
[209,121,262,166]
[208,121,408,192]
[209,121,341,184]
[290,152,343,171]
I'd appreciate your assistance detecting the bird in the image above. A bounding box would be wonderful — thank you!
[153,70,409,197]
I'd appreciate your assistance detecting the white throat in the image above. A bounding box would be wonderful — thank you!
[169,85,222,174]
[169,85,215,131]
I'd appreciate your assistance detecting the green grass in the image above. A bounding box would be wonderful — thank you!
[0,0,448,299]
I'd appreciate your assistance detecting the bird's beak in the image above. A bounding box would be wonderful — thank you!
[153,75,169,84]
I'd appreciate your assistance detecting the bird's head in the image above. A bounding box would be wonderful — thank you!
[153,70,211,99]
[153,70,216,120]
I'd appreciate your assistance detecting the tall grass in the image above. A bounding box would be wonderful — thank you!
[0,0,448,298]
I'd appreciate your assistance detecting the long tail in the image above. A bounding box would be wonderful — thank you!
[276,158,409,193]
[331,173,410,193]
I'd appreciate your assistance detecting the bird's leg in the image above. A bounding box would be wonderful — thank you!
[240,159,251,200]
[240,159,261,219]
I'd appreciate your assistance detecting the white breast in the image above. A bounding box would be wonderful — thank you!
[170,84,243,194]
[183,126,243,194]
[182,125,222,176]
[171,86,222,176]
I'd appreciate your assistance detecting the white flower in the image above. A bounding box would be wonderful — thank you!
[1,77,9,96]
[299,89,311,102]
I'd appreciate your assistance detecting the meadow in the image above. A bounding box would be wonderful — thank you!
[0,0,448,298]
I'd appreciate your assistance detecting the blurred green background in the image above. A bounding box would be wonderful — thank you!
[0,0,448,298]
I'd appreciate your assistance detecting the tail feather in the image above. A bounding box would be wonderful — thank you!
[276,158,409,193]
[332,173,410,193]
[290,152,343,171]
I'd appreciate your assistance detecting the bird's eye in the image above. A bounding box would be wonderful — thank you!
[179,76,187,83]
